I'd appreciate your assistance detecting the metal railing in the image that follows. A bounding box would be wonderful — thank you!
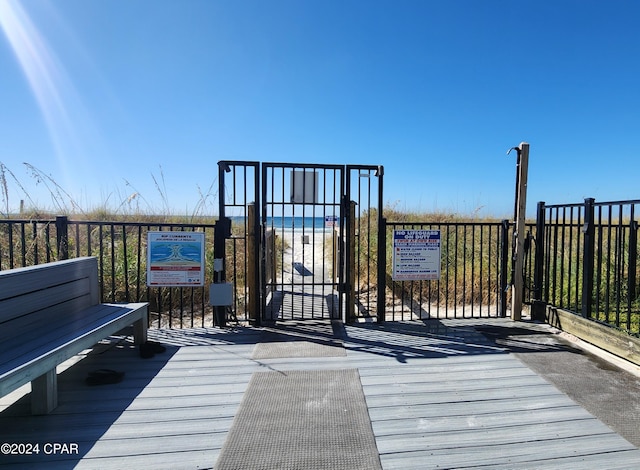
[0,216,217,328]
[10,198,636,335]
[534,198,640,336]
[355,219,519,321]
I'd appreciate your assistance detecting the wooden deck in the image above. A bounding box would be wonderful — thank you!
[1,318,640,469]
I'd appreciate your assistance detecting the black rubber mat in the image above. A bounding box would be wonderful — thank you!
[215,369,382,470]
[252,340,345,358]
[252,320,346,359]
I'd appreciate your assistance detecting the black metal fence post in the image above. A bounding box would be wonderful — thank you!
[500,219,509,317]
[628,219,637,305]
[377,216,387,323]
[213,216,231,327]
[581,198,595,318]
[533,202,546,301]
[56,215,69,261]
[531,202,546,320]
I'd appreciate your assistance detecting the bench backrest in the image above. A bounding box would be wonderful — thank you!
[0,257,100,325]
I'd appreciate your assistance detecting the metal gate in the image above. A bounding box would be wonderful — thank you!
[216,161,384,325]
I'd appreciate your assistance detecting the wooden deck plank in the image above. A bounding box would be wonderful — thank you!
[375,420,624,453]
[5,413,235,441]
[379,435,639,470]
[2,453,219,470]
[368,395,580,420]
[364,382,562,407]
[74,451,221,470]
[371,406,596,435]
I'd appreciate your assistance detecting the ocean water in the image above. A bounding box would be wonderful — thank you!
[266,216,329,230]
[230,216,335,231]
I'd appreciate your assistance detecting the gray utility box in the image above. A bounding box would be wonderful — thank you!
[209,283,233,306]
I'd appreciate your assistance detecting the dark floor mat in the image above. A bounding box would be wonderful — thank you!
[215,369,382,470]
[252,320,346,359]
[252,340,345,358]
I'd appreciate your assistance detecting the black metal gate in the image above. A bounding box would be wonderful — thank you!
[262,163,344,322]
[216,161,384,325]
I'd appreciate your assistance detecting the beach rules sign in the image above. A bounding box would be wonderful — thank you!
[392,229,441,281]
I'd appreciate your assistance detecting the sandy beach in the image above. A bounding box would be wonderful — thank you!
[279,230,332,284]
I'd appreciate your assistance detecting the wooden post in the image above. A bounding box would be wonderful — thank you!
[512,142,529,321]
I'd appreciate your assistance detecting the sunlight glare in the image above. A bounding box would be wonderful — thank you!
[0,0,96,197]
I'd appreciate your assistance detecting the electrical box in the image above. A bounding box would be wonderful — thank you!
[209,283,233,306]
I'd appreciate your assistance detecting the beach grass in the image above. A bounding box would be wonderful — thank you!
[1,162,638,334]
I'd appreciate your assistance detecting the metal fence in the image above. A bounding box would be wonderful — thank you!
[534,198,640,336]
[1,215,531,325]
[0,216,217,328]
[355,219,523,321]
[6,199,636,336]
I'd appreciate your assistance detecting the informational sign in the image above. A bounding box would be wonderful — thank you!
[325,215,339,227]
[147,232,205,286]
[392,229,441,281]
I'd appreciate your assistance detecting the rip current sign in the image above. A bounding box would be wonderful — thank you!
[147,231,205,286]
[392,229,441,281]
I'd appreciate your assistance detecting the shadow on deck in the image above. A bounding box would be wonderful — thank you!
[1,318,639,469]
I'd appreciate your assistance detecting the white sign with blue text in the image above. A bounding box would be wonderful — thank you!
[392,229,441,281]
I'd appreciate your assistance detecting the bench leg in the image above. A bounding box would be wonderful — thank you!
[31,370,57,415]
[133,313,148,345]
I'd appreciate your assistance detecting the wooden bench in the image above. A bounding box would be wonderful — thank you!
[0,257,148,414]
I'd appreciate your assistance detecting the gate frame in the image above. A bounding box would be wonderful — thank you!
[345,164,385,323]
[217,160,385,325]
[261,162,346,323]
[216,161,261,326]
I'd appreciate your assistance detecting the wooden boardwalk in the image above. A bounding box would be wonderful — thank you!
[1,318,639,469]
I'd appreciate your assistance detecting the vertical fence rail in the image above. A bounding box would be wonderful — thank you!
[56,216,69,260]
[582,198,595,319]
[500,219,510,317]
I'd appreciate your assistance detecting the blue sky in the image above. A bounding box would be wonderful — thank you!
[0,0,638,218]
